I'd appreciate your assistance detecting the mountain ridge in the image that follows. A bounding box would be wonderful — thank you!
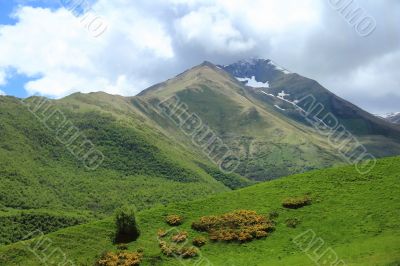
[8,58,397,181]
[1,58,399,186]
[133,59,400,179]
[377,112,400,125]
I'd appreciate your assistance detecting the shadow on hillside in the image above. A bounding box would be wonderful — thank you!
[113,232,139,244]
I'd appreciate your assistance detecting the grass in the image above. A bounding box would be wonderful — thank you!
[0,95,250,245]
[1,156,399,265]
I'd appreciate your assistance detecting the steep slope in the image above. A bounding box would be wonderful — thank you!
[0,94,253,244]
[221,59,400,159]
[135,61,400,181]
[2,156,399,265]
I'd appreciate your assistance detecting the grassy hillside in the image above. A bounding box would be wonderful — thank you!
[0,209,92,246]
[0,94,252,245]
[136,63,348,180]
[2,156,399,265]
[138,62,400,181]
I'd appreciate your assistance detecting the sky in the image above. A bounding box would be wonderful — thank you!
[0,0,399,114]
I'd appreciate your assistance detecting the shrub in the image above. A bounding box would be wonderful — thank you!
[192,210,274,243]
[179,246,199,258]
[268,211,279,219]
[165,215,183,226]
[157,229,167,238]
[114,205,140,243]
[282,196,311,209]
[159,241,175,257]
[285,218,301,228]
[159,241,199,258]
[96,251,142,266]
[171,231,188,243]
[192,236,207,247]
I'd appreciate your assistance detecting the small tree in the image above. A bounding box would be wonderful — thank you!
[114,205,140,243]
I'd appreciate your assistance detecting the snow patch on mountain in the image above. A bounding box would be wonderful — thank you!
[274,105,285,111]
[378,112,400,119]
[260,90,275,97]
[236,76,270,88]
[376,112,400,124]
[277,90,290,99]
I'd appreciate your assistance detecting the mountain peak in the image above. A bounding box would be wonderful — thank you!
[227,58,290,74]
[200,60,216,67]
[235,57,268,65]
[219,58,291,85]
[138,59,240,97]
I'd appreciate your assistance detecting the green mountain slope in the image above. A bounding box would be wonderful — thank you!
[135,63,345,180]
[136,61,400,180]
[0,94,251,244]
[2,156,399,265]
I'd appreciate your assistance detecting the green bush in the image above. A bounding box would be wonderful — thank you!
[114,205,140,243]
[285,218,301,228]
[268,211,279,219]
[282,196,311,209]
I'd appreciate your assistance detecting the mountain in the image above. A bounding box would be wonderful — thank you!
[134,61,341,180]
[220,59,400,140]
[377,112,400,124]
[2,155,399,265]
[135,59,400,180]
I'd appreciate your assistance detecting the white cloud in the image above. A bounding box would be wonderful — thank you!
[0,70,6,86]
[342,51,400,96]
[0,0,323,98]
[0,0,398,112]
[0,90,5,96]
[175,6,255,53]
[0,3,174,98]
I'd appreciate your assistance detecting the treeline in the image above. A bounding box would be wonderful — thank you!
[0,210,90,245]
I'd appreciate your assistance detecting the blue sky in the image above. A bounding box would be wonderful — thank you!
[0,0,57,97]
[0,0,99,98]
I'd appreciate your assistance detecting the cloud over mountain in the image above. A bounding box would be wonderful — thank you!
[0,0,399,112]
